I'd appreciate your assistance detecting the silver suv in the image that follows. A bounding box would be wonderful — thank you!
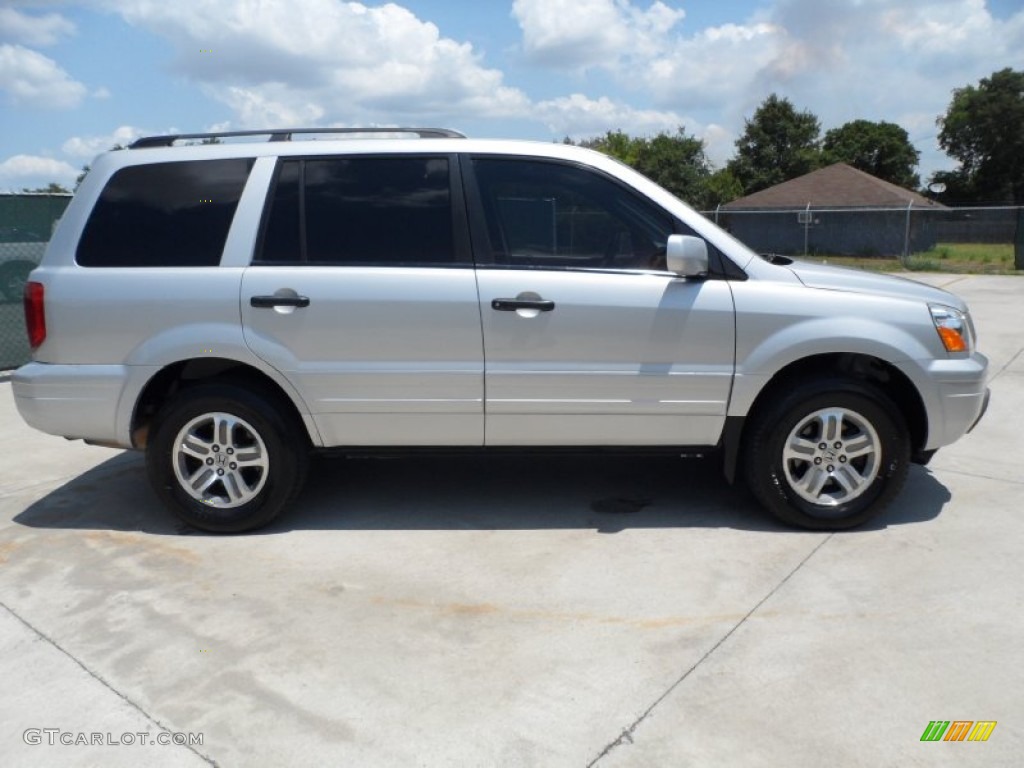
[12,128,989,532]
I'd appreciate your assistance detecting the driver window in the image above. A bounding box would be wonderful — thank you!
[472,157,674,271]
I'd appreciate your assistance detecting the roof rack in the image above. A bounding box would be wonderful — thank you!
[129,127,466,149]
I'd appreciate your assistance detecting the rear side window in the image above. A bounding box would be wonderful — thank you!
[258,156,456,266]
[77,159,252,267]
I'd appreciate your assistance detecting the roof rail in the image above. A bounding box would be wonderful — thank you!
[129,127,466,149]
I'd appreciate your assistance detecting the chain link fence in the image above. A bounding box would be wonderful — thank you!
[1,194,72,370]
[705,205,1024,268]
[1,195,1020,371]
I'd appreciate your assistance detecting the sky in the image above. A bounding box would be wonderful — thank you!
[1,0,1022,193]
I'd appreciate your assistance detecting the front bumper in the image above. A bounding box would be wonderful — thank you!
[902,352,989,451]
[967,386,990,433]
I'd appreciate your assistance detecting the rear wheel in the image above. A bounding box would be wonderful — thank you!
[743,378,910,530]
[146,384,309,532]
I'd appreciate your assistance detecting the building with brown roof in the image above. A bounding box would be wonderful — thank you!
[717,163,946,257]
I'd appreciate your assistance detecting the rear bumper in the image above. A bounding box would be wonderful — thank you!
[12,362,131,448]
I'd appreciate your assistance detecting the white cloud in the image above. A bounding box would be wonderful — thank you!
[749,0,1024,177]
[533,94,741,170]
[642,22,786,110]
[105,0,529,126]
[212,86,326,128]
[513,0,1024,180]
[701,124,735,170]
[534,93,686,137]
[0,154,78,190]
[513,0,685,70]
[0,8,75,47]
[0,43,86,109]
[61,126,146,159]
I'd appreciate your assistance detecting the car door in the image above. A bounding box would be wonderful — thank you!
[466,156,736,446]
[241,154,484,446]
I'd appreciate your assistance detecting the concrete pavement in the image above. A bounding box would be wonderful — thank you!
[1,274,1021,767]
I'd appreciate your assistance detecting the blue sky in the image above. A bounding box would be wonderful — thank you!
[2,0,1022,192]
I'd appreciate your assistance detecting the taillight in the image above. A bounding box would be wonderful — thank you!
[24,281,46,350]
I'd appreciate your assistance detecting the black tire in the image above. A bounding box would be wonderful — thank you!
[743,378,910,530]
[146,384,309,533]
[0,260,35,302]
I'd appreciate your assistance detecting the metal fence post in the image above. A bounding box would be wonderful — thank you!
[803,203,811,256]
[901,200,913,268]
[1016,207,1024,270]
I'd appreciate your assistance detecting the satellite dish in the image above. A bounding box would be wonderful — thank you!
[928,182,947,194]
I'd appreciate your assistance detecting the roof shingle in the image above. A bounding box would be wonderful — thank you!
[723,163,945,209]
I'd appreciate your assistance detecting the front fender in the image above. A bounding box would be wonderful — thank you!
[728,283,941,417]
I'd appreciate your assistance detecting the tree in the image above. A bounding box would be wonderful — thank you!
[704,169,744,209]
[580,128,715,208]
[822,120,920,189]
[579,129,642,167]
[937,67,1024,204]
[21,182,70,194]
[74,143,127,192]
[727,94,822,195]
[632,131,713,208]
[74,165,90,191]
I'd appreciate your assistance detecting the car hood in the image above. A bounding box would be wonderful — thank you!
[784,260,966,310]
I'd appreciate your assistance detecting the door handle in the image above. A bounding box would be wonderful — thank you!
[491,298,555,312]
[250,295,310,308]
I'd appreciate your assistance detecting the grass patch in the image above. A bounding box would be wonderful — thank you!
[800,243,1020,274]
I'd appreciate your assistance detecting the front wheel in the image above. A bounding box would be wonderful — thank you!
[146,384,309,532]
[743,379,910,530]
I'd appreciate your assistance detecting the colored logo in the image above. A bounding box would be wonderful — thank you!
[921,721,997,742]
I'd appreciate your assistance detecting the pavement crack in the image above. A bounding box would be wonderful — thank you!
[988,347,1023,383]
[586,533,835,767]
[0,600,219,767]
[930,466,1024,486]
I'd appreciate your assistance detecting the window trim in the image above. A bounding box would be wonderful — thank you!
[75,158,253,268]
[462,154,747,281]
[462,154,681,274]
[253,153,472,268]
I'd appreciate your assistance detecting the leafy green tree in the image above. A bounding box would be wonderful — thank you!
[704,169,744,209]
[937,67,1024,203]
[727,94,822,194]
[21,182,70,194]
[579,129,643,167]
[580,128,715,208]
[74,143,127,192]
[74,165,90,190]
[822,120,920,189]
[632,131,712,207]
[927,168,976,203]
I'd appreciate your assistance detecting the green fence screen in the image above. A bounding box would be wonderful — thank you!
[1,194,72,370]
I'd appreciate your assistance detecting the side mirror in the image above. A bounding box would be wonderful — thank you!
[666,234,708,277]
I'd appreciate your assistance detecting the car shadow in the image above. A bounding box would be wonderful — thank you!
[13,450,951,537]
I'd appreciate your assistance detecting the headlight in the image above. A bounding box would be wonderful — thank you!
[930,304,971,353]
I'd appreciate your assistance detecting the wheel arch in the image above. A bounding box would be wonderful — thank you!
[722,352,927,483]
[130,357,317,449]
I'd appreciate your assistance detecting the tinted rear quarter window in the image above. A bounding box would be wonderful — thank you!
[77,158,252,267]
